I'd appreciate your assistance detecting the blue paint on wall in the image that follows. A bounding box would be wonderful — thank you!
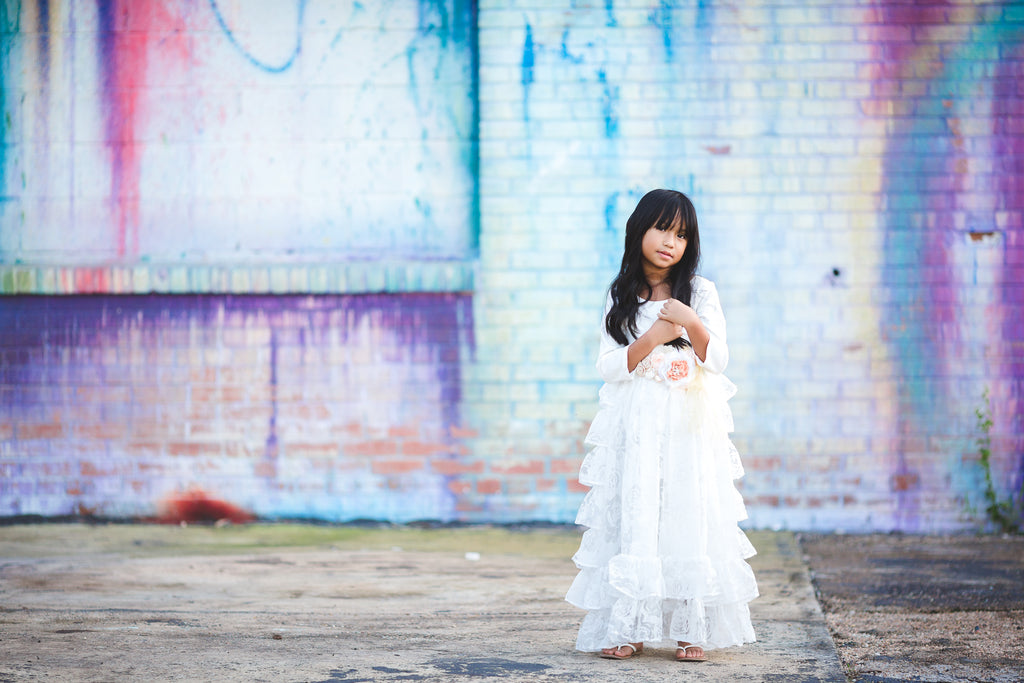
[695,0,711,32]
[604,0,617,27]
[404,1,479,253]
[0,1,10,206]
[207,0,306,73]
[649,0,674,61]
[560,29,583,64]
[521,20,535,120]
[597,68,618,138]
[468,0,480,252]
[417,0,450,45]
[603,192,619,237]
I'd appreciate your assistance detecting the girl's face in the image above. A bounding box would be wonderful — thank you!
[640,216,687,272]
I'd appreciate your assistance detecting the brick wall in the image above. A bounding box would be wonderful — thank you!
[1,1,1023,531]
[0,294,474,520]
[469,0,1024,531]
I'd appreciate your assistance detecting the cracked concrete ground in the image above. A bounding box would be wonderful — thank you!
[0,523,845,682]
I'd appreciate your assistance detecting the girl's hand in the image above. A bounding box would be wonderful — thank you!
[658,299,698,328]
[647,317,684,346]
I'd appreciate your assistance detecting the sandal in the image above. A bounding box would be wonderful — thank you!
[600,643,643,660]
[676,643,707,662]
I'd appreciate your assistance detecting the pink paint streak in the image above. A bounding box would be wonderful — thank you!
[99,2,189,260]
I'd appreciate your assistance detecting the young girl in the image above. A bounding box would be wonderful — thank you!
[565,189,758,663]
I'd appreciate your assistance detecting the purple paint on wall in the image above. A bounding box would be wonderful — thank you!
[873,0,957,531]
[0,294,474,522]
[994,38,1024,494]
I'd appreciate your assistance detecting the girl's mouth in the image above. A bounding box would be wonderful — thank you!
[657,250,673,259]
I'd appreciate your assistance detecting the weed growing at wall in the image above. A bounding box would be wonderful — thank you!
[974,389,1024,535]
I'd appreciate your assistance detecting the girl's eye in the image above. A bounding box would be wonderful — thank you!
[677,232,686,240]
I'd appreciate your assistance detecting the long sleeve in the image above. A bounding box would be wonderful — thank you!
[595,297,632,383]
[692,279,729,374]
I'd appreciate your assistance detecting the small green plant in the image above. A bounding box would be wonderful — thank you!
[974,388,1024,534]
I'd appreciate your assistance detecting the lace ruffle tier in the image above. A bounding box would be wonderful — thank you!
[567,354,758,652]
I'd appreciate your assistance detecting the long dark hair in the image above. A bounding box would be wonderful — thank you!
[605,189,701,349]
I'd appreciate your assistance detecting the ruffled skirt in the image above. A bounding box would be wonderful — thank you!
[566,360,758,651]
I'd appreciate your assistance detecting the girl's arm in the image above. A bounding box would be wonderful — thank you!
[656,280,729,373]
[626,319,684,372]
[658,299,710,362]
[596,296,683,382]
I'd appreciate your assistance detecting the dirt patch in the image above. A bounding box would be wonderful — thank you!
[800,533,1024,683]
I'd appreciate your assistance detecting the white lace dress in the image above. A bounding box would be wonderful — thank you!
[566,276,758,651]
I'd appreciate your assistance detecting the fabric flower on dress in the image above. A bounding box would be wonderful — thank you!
[666,360,689,382]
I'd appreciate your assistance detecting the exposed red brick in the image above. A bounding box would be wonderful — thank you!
[388,425,418,438]
[567,478,589,494]
[746,456,782,471]
[371,459,424,475]
[448,481,472,495]
[80,461,111,476]
[477,479,502,494]
[891,473,920,492]
[220,386,247,403]
[535,478,556,492]
[402,441,449,456]
[18,423,64,439]
[490,459,544,475]
[253,461,276,478]
[223,405,271,420]
[449,425,479,439]
[430,459,485,476]
[190,368,218,385]
[125,441,164,455]
[284,442,339,457]
[550,458,582,474]
[168,442,221,457]
[805,456,841,472]
[75,423,123,440]
[347,440,397,456]
[336,421,364,437]
[75,386,131,403]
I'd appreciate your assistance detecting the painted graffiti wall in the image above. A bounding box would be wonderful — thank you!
[1,0,1023,531]
[1,294,473,521]
[0,0,477,287]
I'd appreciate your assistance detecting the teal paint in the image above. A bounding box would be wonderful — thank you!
[521,20,534,122]
[0,1,10,210]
